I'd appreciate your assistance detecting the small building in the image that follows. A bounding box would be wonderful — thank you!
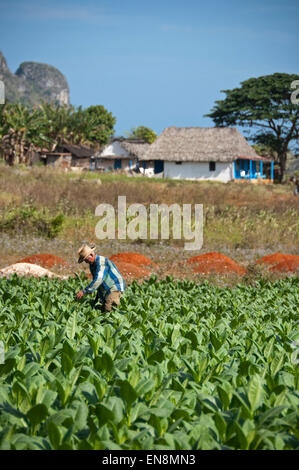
[95,138,150,172]
[139,127,274,183]
[43,144,95,169]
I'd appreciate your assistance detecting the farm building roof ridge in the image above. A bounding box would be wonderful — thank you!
[62,143,95,158]
[140,126,266,162]
[118,140,150,158]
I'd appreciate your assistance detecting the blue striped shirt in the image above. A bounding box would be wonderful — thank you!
[83,255,125,298]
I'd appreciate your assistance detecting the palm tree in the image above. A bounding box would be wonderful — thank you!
[0,103,54,165]
[37,102,75,150]
[1,103,32,164]
[0,102,115,166]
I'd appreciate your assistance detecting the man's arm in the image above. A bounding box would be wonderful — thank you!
[83,258,108,294]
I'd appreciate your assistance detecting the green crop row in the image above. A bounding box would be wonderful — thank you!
[0,274,298,450]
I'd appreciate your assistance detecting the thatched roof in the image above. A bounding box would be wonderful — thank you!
[119,140,150,158]
[96,139,150,160]
[140,127,263,162]
[62,144,94,158]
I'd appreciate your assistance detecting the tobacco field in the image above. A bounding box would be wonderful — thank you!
[0,274,298,450]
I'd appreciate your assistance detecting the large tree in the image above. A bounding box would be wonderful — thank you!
[83,105,116,146]
[205,73,299,182]
[125,126,157,144]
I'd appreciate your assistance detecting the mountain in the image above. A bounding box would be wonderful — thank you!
[0,51,70,107]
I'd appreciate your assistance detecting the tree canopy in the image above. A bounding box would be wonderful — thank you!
[0,102,116,165]
[125,126,157,144]
[83,105,116,146]
[205,73,299,181]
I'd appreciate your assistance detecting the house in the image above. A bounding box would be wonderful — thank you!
[95,138,150,172]
[139,127,274,183]
[42,144,95,169]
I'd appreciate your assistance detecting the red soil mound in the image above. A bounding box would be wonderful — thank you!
[186,252,247,276]
[269,259,299,273]
[17,253,68,269]
[110,252,158,268]
[113,261,153,280]
[256,253,299,273]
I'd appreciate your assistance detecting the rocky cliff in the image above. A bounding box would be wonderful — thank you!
[0,51,70,107]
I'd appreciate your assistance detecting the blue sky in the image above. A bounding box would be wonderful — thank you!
[1,0,298,135]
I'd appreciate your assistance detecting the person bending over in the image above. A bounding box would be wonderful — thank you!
[76,244,125,312]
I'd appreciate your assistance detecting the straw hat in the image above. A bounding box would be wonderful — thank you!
[77,244,96,263]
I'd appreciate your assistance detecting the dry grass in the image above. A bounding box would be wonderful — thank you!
[0,163,298,287]
[1,163,298,213]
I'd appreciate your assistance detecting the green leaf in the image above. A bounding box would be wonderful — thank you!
[94,352,113,373]
[263,336,275,360]
[100,440,122,450]
[61,352,73,376]
[27,403,48,426]
[62,340,75,360]
[257,406,286,428]
[62,424,74,444]
[47,409,74,426]
[217,384,231,411]
[88,334,101,356]
[248,375,263,413]
[47,421,61,449]
[234,422,248,450]
[73,403,88,432]
[214,412,227,441]
[66,311,77,340]
[233,392,252,419]
[210,332,222,351]
[270,354,285,376]
[0,358,16,377]
[149,400,174,418]
[135,378,155,396]
[171,325,180,346]
[12,381,30,402]
[119,380,138,408]
[106,397,125,424]
[35,388,57,408]
[148,349,165,365]
[95,404,114,425]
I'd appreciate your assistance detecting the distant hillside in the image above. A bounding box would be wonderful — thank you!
[0,51,70,107]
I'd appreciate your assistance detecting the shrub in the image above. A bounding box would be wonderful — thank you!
[0,204,64,238]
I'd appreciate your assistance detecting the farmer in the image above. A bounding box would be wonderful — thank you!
[75,244,125,312]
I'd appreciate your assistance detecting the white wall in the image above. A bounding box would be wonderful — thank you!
[164,161,233,182]
[100,141,129,157]
[96,158,137,171]
[98,142,138,171]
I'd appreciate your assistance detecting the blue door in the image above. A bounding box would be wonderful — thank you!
[114,159,122,170]
[236,159,249,178]
[154,160,164,174]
